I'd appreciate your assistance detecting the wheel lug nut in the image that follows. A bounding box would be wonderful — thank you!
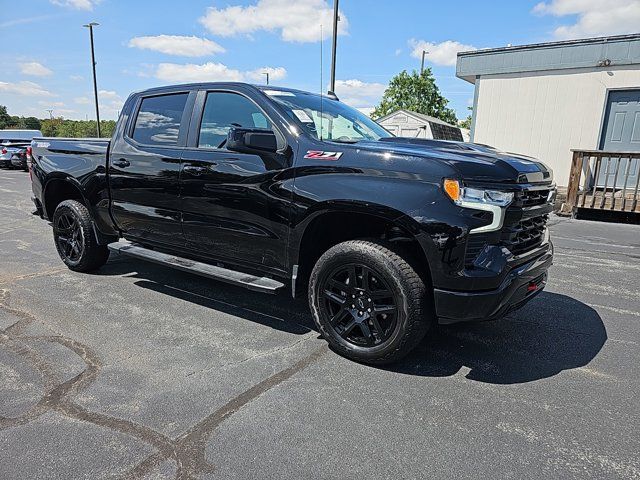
[351,304,355,308]
[358,311,363,316]
[367,308,371,312]
[367,298,371,302]
[360,291,364,295]
[352,294,355,298]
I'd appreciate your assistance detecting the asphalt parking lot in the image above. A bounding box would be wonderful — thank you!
[1,169,639,480]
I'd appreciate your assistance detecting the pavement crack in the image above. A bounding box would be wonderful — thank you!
[122,344,328,479]
[1,287,327,479]
[185,331,317,377]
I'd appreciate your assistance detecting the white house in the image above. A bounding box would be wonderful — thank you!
[456,33,640,188]
[376,109,470,142]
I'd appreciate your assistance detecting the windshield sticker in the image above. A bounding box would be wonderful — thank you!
[292,109,313,123]
[304,150,343,161]
[264,89,295,97]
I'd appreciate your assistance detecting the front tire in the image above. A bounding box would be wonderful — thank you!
[309,240,431,365]
[52,200,110,272]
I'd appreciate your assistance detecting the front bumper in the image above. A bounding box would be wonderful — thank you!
[434,242,553,324]
[0,158,14,168]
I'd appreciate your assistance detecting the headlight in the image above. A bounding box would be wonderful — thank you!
[443,179,513,233]
[443,179,514,207]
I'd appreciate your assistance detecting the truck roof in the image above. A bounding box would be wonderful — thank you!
[131,82,331,99]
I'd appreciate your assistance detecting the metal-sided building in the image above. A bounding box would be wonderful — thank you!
[376,109,470,142]
[456,34,640,193]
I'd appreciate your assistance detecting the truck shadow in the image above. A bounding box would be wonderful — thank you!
[97,258,607,384]
[385,291,608,384]
[96,256,315,335]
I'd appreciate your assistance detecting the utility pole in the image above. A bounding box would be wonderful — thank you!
[46,109,54,120]
[262,71,269,85]
[83,22,101,137]
[329,0,339,94]
[420,50,428,74]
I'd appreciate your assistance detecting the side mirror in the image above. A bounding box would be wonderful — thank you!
[226,127,278,154]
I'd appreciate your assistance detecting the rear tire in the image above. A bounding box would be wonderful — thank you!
[309,240,431,365]
[52,200,110,272]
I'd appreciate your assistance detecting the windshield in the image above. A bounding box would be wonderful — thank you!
[264,89,392,143]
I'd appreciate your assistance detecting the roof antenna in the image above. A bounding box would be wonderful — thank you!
[320,23,324,141]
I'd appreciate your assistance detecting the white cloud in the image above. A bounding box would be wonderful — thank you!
[98,90,124,115]
[55,108,78,116]
[69,75,84,81]
[199,0,348,43]
[409,39,477,67]
[532,0,640,39]
[155,62,287,84]
[38,100,65,107]
[245,66,287,82]
[0,81,54,97]
[50,0,100,10]
[333,79,386,109]
[156,62,244,82]
[74,96,91,105]
[128,35,225,57]
[19,62,53,76]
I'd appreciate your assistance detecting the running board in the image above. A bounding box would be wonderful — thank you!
[108,240,284,294]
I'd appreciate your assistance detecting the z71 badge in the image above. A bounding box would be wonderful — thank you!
[303,150,343,160]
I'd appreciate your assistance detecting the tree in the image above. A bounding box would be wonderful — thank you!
[372,69,458,125]
[40,118,116,138]
[24,117,42,130]
[458,106,473,130]
[0,105,13,129]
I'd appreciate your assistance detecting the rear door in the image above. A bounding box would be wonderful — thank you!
[109,90,195,246]
[598,89,640,188]
[179,88,292,273]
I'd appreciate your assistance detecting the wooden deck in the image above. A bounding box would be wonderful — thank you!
[561,150,640,218]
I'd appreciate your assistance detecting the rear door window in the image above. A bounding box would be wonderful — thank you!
[131,93,188,145]
[198,92,272,148]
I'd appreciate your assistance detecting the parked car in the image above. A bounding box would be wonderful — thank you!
[30,82,555,364]
[0,129,42,171]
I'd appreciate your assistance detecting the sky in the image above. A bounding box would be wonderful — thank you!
[1,0,639,122]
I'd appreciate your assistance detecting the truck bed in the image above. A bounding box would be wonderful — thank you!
[32,137,109,162]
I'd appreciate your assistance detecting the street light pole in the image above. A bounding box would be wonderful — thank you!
[83,22,101,137]
[262,71,269,85]
[420,50,428,74]
[329,0,339,94]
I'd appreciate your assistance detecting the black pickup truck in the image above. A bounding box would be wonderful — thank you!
[31,82,555,364]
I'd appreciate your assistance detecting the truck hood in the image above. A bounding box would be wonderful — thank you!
[357,137,553,184]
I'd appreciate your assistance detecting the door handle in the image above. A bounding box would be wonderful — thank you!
[112,158,130,168]
[183,165,208,176]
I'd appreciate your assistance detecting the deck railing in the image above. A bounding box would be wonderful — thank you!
[561,150,640,215]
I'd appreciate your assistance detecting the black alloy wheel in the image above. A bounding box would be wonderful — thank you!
[52,200,110,272]
[54,212,85,263]
[309,240,431,364]
[322,264,398,347]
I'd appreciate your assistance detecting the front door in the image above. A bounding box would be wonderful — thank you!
[598,89,640,188]
[109,91,193,246]
[179,89,291,273]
